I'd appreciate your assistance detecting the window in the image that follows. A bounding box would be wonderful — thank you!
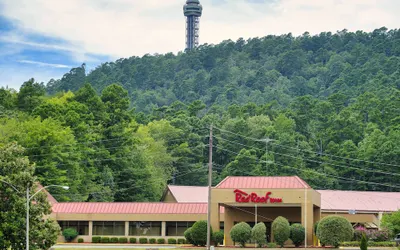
[92,221,125,236]
[129,222,161,236]
[166,222,194,236]
[58,221,89,235]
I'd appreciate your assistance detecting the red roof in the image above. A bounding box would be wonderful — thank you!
[167,185,208,202]
[318,190,400,212]
[216,176,310,189]
[52,202,224,214]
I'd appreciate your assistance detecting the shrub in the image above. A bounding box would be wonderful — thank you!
[230,222,252,247]
[360,233,368,250]
[354,225,367,241]
[184,227,194,245]
[110,237,118,243]
[272,216,290,247]
[367,229,390,242]
[157,238,165,244]
[290,223,305,247]
[341,241,396,247]
[252,222,267,247]
[62,228,79,242]
[178,238,186,244]
[191,220,212,246]
[213,231,224,246]
[168,238,177,244]
[316,215,353,248]
[314,221,319,235]
[381,209,400,237]
[149,238,156,244]
[78,238,84,243]
[129,238,137,243]
[267,242,277,248]
[119,237,128,243]
[92,237,101,243]
[101,237,110,243]
[139,238,148,244]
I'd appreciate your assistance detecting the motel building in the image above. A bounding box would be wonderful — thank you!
[50,176,400,246]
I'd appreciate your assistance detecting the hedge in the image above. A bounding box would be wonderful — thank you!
[129,238,137,243]
[177,238,186,244]
[62,228,79,242]
[290,223,305,247]
[119,237,128,243]
[168,238,177,244]
[149,238,156,244]
[230,222,252,247]
[252,222,267,247]
[92,237,101,243]
[101,237,110,243]
[77,238,84,243]
[139,238,148,244]
[110,237,118,243]
[157,238,165,244]
[317,215,353,248]
[341,241,396,247]
[272,216,290,247]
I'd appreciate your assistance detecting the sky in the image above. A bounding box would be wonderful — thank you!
[0,0,399,90]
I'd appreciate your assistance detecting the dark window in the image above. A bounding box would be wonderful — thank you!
[58,221,89,235]
[92,221,125,236]
[129,222,161,236]
[166,222,194,236]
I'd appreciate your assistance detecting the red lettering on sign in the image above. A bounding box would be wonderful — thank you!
[233,189,282,203]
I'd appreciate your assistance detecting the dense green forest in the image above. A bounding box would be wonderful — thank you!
[0,27,399,202]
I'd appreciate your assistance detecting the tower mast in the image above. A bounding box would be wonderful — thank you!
[183,0,203,50]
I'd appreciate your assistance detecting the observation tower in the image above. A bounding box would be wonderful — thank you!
[183,0,203,50]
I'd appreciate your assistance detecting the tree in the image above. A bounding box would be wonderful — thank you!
[381,210,400,237]
[290,223,305,247]
[252,222,267,247]
[191,220,211,246]
[272,216,290,247]
[230,222,252,247]
[17,78,45,112]
[0,143,60,249]
[316,215,353,248]
[360,232,368,250]
[63,228,78,242]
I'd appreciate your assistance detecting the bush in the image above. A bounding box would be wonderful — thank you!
[341,241,396,247]
[213,231,224,246]
[110,237,118,243]
[316,215,353,248]
[191,220,212,246]
[62,228,79,242]
[252,222,267,247]
[157,238,165,244]
[184,227,194,245]
[314,221,319,235]
[290,223,305,247]
[119,237,128,243]
[78,238,84,243]
[148,238,156,244]
[92,237,101,243]
[267,242,277,248]
[101,237,110,243]
[367,229,390,242]
[230,222,252,247]
[139,238,148,244]
[178,238,186,244]
[168,238,177,244]
[272,216,290,247]
[129,238,137,243]
[360,233,368,250]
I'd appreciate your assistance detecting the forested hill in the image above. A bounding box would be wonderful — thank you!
[47,27,400,113]
[0,28,399,202]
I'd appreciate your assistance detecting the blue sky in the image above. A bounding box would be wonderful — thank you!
[0,0,399,90]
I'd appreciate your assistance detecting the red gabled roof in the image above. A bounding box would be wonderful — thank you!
[167,185,208,203]
[52,202,224,214]
[215,176,310,189]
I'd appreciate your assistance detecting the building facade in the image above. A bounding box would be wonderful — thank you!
[50,176,400,245]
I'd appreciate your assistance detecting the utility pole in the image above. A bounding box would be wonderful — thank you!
[207,124,213,250]
[257,138,275,175]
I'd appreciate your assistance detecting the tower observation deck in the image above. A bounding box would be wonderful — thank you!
[183,0,203,50]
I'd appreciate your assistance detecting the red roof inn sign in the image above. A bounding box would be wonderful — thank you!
[234,189,283,203]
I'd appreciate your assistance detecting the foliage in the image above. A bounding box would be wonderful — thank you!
[62,228,79,242]
[267,242,278,248]
[381,210,400,237]
[157,238,165,244]
[149,238,156,244]
[101,237,110,243]
[0,143,61,250]
[168,238,177,244]
[272,216,290,247]
[191,220,212,246]
[177,238,186,244]
[110,237,118,243]
[78,238,84,243]
[119,237,128,243]
[341,241,396,247]
[360,233,368,250]
[92,237,101,243]
[213,231,224,246]
[317,215,354,248]
[184,227,194,245]
[129,238,137,243]
[252,222,267,247]
[230,222,252,247]
[290,223,305,247]
[139,238,148,244]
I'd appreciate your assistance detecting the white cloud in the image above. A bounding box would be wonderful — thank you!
[0,0,399,59]
[18,60,71,68]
